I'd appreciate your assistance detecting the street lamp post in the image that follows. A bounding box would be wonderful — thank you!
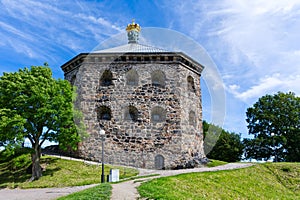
[99,129,105,183]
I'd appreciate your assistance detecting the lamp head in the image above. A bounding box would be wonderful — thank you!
[99,129,105,136]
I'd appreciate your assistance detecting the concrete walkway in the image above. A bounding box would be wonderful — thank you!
[111,163,254,200]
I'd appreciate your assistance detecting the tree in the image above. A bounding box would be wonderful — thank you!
[203,121,222,155]
[0,65,83,180]
[245,92,300,162]
[243,137,272,161]
[203,121,244,162]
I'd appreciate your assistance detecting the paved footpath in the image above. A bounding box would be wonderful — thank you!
[0,155,101,200]
[0,184,98,200]
[0,156,253,200]
[111,163,254,200]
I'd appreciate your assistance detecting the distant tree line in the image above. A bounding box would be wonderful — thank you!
[203,121,244,162]
[204,92,300,163]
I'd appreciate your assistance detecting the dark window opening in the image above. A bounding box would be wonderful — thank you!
[124,105,138,122]
[100,70,113,86]
[151,70,166,87]
[151,106,166,123]
[187,75,196,93]
[70,75,76,86]
[126,69,139,86]
[189,111,196,127]
[97,106,112,121]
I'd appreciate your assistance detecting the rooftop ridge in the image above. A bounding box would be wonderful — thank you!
[93,42,168,53]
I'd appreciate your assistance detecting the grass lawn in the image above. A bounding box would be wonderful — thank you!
[0,153,138,189]
[206,159,227,167]
[138,162,300,200]
[57,183,112,200]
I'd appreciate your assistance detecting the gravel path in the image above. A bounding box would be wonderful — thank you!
[111,163,254,200]
[0,184,98,200]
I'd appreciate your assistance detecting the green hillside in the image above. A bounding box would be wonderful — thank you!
[138,162,300,200]
[0,153,138,189]
[1,151,299,200]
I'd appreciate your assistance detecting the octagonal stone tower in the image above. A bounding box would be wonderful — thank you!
[61,21,205,169]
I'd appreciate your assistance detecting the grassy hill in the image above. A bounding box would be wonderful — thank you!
[0,152,138,189]
[138,162,300,200]
[1,150,299,199]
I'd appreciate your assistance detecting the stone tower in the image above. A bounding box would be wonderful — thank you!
[61,21,205,169]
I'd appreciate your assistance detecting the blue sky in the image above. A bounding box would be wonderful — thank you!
[1,0,300,138]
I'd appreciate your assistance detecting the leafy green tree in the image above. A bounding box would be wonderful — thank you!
[0,65,83,180]
[242,138,272,161]
[203,121,222,155]
[245,92,300,162]
[204,121,244,162]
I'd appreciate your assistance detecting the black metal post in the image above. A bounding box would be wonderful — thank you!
[101,136,105,183]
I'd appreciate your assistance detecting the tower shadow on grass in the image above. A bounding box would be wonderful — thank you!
[0,155,61,189]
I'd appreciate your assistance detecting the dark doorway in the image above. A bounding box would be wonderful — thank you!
[155,154,165,169]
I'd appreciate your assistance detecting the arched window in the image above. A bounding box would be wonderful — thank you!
[100,70,113,86]
[124,105,138,122]
[151,70,165,87]
[187,75,196,93]
[126,69,139,86]
[151,106,166,123]
[70,75,76,86]
[97,106,112,120]
[189,111,196,127]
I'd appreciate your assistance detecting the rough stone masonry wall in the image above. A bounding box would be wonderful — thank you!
[178,66,204,167]
[65,56,204,169]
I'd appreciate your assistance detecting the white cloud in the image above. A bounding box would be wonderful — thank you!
[228,84,240,91]
[169,0,300,98]
[0,21,34,42]
[164,0,300,133]
[217,0,300,68]
[228,73,300,102]
[0,0,123,57]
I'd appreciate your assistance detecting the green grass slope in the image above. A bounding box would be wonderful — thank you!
[57,183,112,200]
[138,162,300,200]
[0,153,138,189]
